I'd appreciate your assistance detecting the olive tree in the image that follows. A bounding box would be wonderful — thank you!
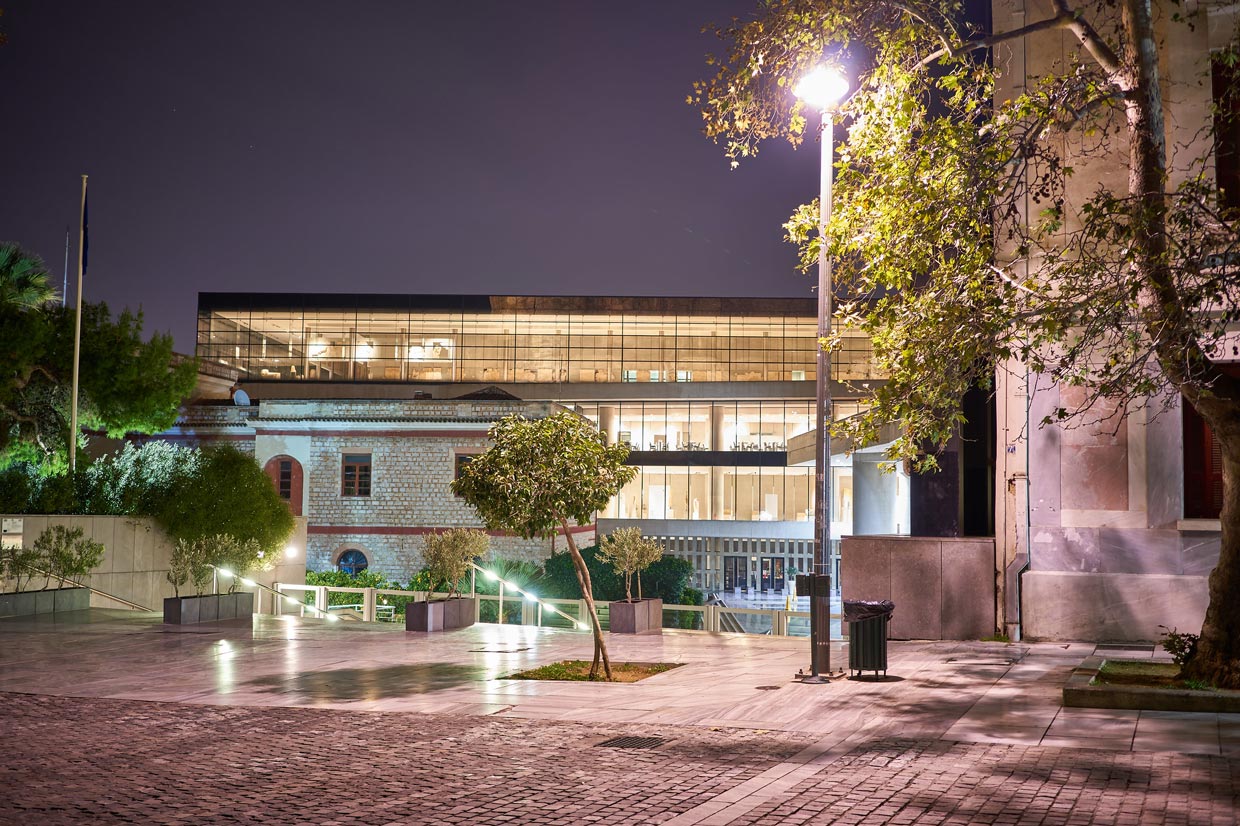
[422,528,489,599]
[33,525,104,588]
[452,411,637,680]
[693,0,1240,686]
[597,527,665,602]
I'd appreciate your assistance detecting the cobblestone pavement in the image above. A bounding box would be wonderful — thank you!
[1,693,1237,826]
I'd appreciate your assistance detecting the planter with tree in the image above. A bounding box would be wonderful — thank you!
[164,536,215,624]
[164,534,269,624]
[452,411,638,680]
[406,528,488,632]
[597,527,665,635]
[0,525,102,617]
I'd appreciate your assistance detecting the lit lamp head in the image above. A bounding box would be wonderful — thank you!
[793,66,849,111]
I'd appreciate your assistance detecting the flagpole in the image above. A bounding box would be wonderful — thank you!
[62,226,69,307]
[68,175,87,475]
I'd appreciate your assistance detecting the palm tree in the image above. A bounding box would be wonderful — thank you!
[0,243,57,309]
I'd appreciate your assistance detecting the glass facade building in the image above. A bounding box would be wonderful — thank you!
[197,294,886,590]
[197,295,882,385]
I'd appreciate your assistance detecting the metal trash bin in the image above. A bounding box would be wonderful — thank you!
[844,600,895,676]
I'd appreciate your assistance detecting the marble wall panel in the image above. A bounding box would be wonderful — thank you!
[1032,526,1221,576]
[840,539,891,603]
[942,541,996,640]
[1022,571,1207,642]
[889,540,943,640]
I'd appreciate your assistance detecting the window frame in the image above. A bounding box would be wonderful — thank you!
[341,453,372,497]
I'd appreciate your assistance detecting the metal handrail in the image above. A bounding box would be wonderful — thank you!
[8,564,152,612]
[211,566,355,622]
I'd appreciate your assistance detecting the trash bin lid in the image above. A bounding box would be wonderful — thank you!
[843,600,895,622]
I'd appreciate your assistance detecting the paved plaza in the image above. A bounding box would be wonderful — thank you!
[0,610,1237,824]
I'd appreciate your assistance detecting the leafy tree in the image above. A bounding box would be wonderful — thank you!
[694,2,1240,686]
[0,298,197,473]
[0,243,57,309]
[452,411,637,680]
[422,528,489,599]
[157,446,295,558]
[597,527,665,602]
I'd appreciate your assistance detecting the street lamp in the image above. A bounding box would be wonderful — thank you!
[795,65,847,681]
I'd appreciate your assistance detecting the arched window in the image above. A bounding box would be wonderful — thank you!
[262,455,303,516]
[337,549,368,575]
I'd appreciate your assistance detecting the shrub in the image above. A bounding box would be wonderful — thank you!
[0,464,35,513]
[541,543,695,605]
[157,446,293,556]
[422,528,489,599]
[1159,625,1200,667]
[306,569,395,607]
[470,558,546,596]
[80,441,200,516]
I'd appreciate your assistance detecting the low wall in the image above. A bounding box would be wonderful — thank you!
[841,535,995,640]
[1021,571,1207,643]
[1,515,308,611]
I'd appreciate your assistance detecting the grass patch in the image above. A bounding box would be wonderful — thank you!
[979,634,1011,643]
[1093,659,1211,691]
[510,660,682,683]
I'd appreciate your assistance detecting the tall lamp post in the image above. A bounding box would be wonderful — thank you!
[794,66,848,680]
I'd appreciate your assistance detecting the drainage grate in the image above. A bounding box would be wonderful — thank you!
[1095,643,1154,653]
[596,736,669,750]
[946,658,1017,666]
[469,647,530,653]
[755,685,782,691]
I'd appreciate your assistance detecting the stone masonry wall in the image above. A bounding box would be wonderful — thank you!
[302,429,595,580]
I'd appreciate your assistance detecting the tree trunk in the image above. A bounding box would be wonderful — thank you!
[1182,410,1240,687]
[557,516,612,681]
[1114,0,1240,687]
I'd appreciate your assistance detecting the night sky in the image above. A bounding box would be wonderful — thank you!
[0,1,821,353]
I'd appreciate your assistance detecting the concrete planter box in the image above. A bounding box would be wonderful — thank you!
[609,598,663,635]
[0,587,90,618]
[163,592,253,625]
[406,597,477,632]
[1064,656,1240,713]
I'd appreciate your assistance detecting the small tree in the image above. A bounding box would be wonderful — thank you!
[422,528,489,599]
[210,534,270,592]
[452,411,637,681]
[1,543,42,592]
[597,527,664,602]
[167,537,213,598]
[34,525,104,588]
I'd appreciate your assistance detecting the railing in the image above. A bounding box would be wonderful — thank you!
[267,581,838,637]
[8,565,152,612]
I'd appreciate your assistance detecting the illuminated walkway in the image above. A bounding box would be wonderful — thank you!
[0,610,1237,824]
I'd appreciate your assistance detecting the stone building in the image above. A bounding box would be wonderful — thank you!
[990,0,1238,640]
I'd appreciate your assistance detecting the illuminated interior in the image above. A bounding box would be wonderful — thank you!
[198,308,880,384]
